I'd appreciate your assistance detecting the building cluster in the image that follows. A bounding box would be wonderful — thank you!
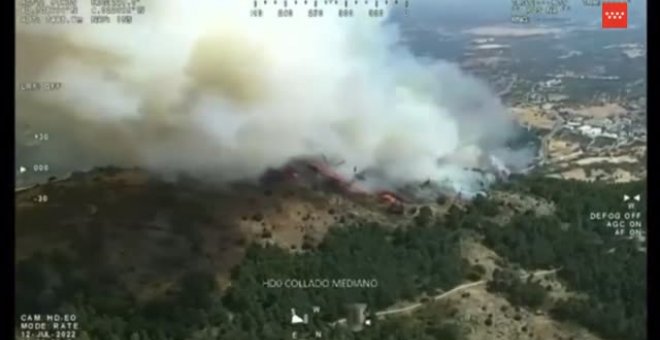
[525,72,635,105]
[525,77,566,104]
[559,113,645,143]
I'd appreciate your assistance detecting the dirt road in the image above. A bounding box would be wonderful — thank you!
[375,280,487,318]
[332,280,486,326]
[333,267,561,325]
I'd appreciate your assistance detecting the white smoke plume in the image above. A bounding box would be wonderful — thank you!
[16,0,533,195]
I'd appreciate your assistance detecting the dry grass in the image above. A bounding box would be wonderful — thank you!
[564,103,627,118]
[435,284,601,340]
[511,106,556,130]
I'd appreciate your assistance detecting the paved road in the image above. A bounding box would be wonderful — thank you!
[496,75,517,97]
[539,122,563,165]
[537,108,566,166]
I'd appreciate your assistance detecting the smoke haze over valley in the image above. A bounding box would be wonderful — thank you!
[17,0,535,195]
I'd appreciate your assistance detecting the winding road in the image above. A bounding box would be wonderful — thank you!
[539,112,565,166]
[375,280,486,318]
[333,268,561,326]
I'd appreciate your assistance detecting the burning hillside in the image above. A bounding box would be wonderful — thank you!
[259,152,516,206]
[16,0,534,197]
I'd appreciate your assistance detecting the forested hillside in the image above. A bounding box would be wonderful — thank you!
[15,175,646,340]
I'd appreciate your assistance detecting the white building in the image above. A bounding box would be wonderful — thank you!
[578,125,603,137]
[545,79,562,87]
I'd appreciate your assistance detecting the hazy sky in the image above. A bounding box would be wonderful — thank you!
[393,0,646,30]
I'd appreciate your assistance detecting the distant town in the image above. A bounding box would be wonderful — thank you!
[461,35,646,183]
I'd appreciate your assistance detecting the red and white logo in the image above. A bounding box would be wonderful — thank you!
[602,2,628,29]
